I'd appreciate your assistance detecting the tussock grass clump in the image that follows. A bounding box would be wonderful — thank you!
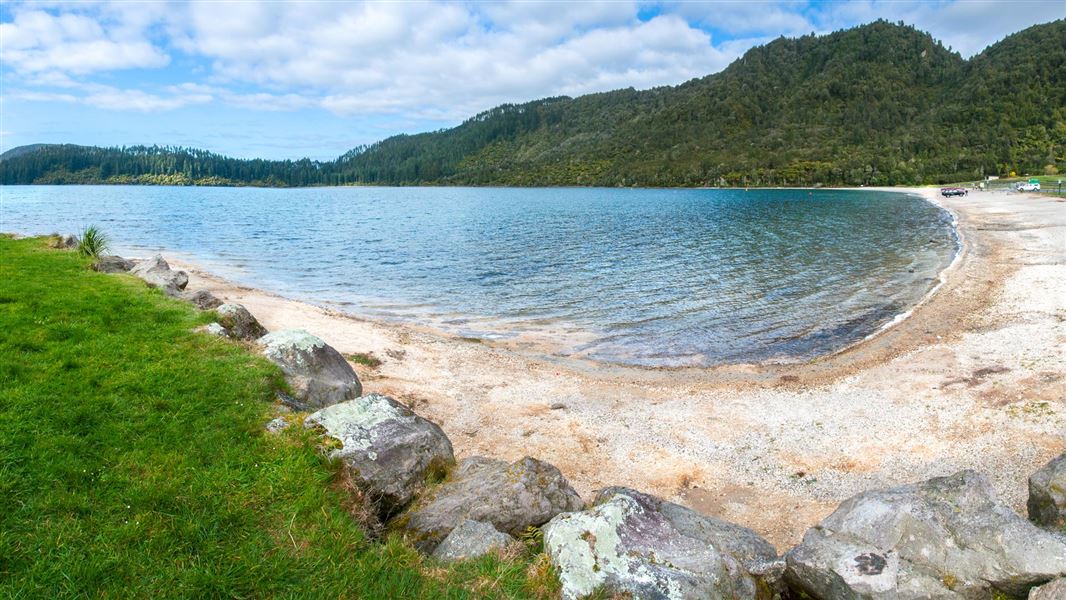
[346,351,383,368]
[0,236,557,599]
[77,225,109,258]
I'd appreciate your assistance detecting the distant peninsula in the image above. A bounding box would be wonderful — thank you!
[2,19,1062,188]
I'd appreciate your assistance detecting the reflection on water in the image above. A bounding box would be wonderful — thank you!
[2,185,958,366]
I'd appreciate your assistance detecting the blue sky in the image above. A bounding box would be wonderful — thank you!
[2,1,1062,160]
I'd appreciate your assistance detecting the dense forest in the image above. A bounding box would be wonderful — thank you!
[2,20,1063,188]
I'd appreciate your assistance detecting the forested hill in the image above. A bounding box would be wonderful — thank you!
[3,19,1063,188]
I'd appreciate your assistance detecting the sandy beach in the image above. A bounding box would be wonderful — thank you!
[168,187,1064,548]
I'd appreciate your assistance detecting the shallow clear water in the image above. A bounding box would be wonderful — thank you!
[1,185,957,366]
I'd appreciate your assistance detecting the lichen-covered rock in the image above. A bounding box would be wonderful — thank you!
[305,393,453,516]
[543,487,781,600]
[1029,578,1066,600]
[130,254,188,295]
[93,255,134,273]
[195,322,229,337]
[259,329,361,409]
[265,416,289,434]
[401,456,584,553]
[785,470,1066,600]
[432,520,513,562]
[1029,452,1066,530]
[217,303,267,341]
[180,289,223,310]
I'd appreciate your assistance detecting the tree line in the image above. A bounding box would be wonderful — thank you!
[2,20,1062,188]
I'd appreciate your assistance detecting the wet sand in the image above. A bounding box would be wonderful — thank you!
[167,188,1065,549]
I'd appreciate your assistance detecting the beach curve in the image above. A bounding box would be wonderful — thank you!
[162,187,1064,547]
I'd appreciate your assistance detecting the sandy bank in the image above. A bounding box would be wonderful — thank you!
[167,188,1065,548]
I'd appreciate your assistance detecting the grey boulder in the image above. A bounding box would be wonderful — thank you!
[785,470,1066,600]
[93,255,134,273]
[305,393,453,517]
[1029,578,1066,600]
[432,519,513,562]
[1029,452,1066,530]
[180,289,223,310]
[543,487,781,600]
[259,329,360,409]
[217,303,267,341]
[195,322,229,337]
[130,255,189,295]
[401,456,583,553]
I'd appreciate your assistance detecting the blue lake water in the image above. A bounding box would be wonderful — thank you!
[1,185,958,366]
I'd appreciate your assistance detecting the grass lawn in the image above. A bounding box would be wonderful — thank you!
[0,236,556,599]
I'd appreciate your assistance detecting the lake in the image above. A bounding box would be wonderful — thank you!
[1,185,958,366]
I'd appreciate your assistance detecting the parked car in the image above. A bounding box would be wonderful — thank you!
[940,187,968,197]
[1016,181,1041,192]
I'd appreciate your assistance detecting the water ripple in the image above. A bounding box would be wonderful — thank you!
[1,185,957,366]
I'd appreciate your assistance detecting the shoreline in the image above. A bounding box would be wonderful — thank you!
[821,187,963,363]
[124,186,963,381]
[38,187,1066,548]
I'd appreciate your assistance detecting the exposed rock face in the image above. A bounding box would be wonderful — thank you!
[543,487,781,600]
[180,289,223,310]
[1029,578,1066,600]
[130,255,189,296]
[432,519,513,562]
[93,255,134,273]
[260,329,362,409]
[217,303,267,341]
[60,234,78,248]
[1029,452,1066,530]
[785,470,1066,599]
[402,456,584,553]
[305,393,453,516]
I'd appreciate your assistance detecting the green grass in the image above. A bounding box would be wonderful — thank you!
[345,352,383,368]
[0,236,557,599]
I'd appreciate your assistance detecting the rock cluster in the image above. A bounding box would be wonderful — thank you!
[543,487,781,600]
[90,249,1066,597]
[101,252,225,311]
[259,329,362,409]
[1029,452,1066,530]
[432,519,514,562]
[93,255,134,273]
[217,303,267,340]
[400,456,584,553]
[130,255,189,296]
[305,393,453,516]
[785,470,1066,599]
[180,289,223,310]
[1029,578,1066,600]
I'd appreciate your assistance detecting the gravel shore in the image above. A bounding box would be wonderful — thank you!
[169,187,1065,547]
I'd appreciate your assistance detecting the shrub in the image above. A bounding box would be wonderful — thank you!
[77,225,109,258]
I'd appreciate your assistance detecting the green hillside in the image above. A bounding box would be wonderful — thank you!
[2,19,1062,188]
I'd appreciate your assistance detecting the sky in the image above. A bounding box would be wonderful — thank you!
[1,1,1062,160]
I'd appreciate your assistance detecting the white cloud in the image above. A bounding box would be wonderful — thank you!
[158,2,743,118]
[1,0,1059,122]
[808,0,1061,56]
[83,86,211,111]
[7,83,211,112]
[667,1,815,37]
[0,8,169,74]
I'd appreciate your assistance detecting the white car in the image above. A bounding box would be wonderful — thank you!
[1017,182,1041,192]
